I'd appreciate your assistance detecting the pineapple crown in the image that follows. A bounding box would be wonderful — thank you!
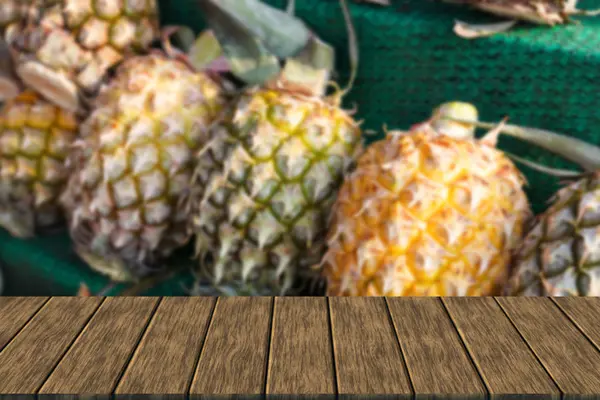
[429,102,479,140]
[195,0,359,100]
[142,26,230,78]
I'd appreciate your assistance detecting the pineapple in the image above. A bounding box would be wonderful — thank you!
[189,0,363,296]
[319,102,532,296]
[506,172,600,296]
[191,86,363,296]
[60,52,228,282]
[0,1,31,100]
[0,89,79,238]
[460,116,600,296]
[0,1,33,36]
[6,0,160,112]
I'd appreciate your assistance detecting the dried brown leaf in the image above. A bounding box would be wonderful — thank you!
[444,0,576,24]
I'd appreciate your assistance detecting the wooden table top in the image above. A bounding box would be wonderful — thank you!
[0,296,599,399]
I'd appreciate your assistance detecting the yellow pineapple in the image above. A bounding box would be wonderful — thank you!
[319,102,532,296]
[0,89,79,238]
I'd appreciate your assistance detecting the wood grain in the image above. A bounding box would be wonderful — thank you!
[553,297,600,351]
[496,297,600,398]
[443,297,559,400]
[329,297,412,398]
[387,297,486,400]
[39,297,159,394]
[0,297,48,350]
[115,297,216,394]
[189,297,273,395]
[0,297,102,394]
[266,297,335,398]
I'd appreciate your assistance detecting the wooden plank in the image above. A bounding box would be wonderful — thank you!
[0,297,102,394]
[0,297,48,350]
[553,297,600,351]
[189,297,273,396]
[497,297,600,398]
[39,297,159,394]
[443,297,560,400]
[266,297,335,398]
[329,297,412,398]
[387,297,486,400]
[114,297,216,394]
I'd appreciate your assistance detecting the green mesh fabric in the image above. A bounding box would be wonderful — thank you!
[0,229,194,295]
[2,0,600,294]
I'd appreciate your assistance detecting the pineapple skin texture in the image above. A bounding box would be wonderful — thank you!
[0,90,79,238]
[6,0,160,106]
[506,172,600,296]
[192,88,363,296]
[0,1,33,36]
[321,127,531,296]
[61,54,227,282]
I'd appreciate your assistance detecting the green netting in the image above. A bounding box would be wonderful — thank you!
[0,230,195,295]
[1,0,599,295]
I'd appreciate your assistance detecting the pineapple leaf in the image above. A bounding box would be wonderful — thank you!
[187,30,225,70]
[287,0,295,14]
[197,0,311,59]
[196,0,281,84]
[447,118,600,172]
[453,19,517,38]
[275,35,335,97]
[504,151,582,178]
[339,0,359,95]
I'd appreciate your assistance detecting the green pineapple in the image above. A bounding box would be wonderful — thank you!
[507,171,600,295]
[190,0,363,295]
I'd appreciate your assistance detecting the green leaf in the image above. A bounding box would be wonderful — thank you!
[197,0,311,59]
[279,35,335,97]
[197,0,281,84]
[187,30,224,70]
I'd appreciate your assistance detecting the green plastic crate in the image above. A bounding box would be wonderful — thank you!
[1,0,599,295]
